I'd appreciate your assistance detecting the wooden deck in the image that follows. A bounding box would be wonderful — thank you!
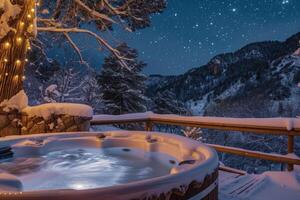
[218,168,300,200]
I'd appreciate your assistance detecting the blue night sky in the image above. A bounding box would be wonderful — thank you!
[50,0,300,75]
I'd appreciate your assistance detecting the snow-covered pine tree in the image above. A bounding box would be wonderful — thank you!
[151,91,190,115]
[42,68,102,110]
[81,73,102,111]
[98,43,147,115]
[42,68,84,103]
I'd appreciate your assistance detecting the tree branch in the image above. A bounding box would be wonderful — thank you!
[74,0,116,24]
[37,26,130,70]
[63,32,84,63]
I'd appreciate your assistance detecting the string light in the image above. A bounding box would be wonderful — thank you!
[4,42,10,48]
[16,37,22,43]
[1,2,35,84]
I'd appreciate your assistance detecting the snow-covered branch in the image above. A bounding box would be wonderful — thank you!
[63,32,84,63]
[74,0,116,24]
[37,26,129,70]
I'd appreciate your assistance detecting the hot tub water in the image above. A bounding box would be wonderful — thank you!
[0,147,173,191]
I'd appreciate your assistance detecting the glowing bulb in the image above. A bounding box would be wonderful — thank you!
[4,42,10,48]
[15,75,19,78]
[36,2,40,6]
[16,37,22,43]
[27,46,31,50]
[4,58,8,62]
[29,24,34,28]
[31,8,35,13]
[27,14,32,19]
[20,21,25,26]
[22,75,26,80]
[25,58,28,62]
[5,73,8,76]
[16,60,21,65]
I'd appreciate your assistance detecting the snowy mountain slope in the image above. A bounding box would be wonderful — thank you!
[146,32,300,117]
[146,32,300,172]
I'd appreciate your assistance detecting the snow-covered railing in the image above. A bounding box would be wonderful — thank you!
[91,112,300,171]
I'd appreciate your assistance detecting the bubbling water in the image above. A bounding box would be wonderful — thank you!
[0,147,174,191]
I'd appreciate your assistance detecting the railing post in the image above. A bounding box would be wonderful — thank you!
[145,121,153,131]
[287,135,294,171]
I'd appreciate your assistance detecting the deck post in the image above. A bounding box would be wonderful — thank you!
[145,121,153,131]
[287,135,294,171]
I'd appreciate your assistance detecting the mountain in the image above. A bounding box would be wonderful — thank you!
[146,32,300,118]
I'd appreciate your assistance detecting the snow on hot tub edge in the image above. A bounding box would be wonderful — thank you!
[0,90,93,120]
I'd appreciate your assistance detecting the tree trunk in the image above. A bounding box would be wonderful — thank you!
[0,0,36,102]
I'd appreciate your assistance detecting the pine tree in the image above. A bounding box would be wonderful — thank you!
[151,91,190,115]
[98,43,147,115]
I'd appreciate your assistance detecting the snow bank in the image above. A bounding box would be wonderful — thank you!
[92,112,300,131]
[23,103,93,120]
[0,90,28,112]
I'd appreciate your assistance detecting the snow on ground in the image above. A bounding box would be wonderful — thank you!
[186,94,210,116]
[293,48,300,56]
[219,169,300,200]
[217,80,244,101]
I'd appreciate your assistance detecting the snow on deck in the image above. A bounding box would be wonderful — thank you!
[219,169,300,200]
[92,112,300,131]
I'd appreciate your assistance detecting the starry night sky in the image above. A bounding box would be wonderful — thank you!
[51,0,300,75]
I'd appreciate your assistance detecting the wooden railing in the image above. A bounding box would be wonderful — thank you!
[91,112,300,171]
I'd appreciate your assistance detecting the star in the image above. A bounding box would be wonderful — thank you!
[113,0,300,75]
[282,0,289,5]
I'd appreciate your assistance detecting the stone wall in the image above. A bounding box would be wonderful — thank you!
[0,111,91,137]
[0,111,23,137]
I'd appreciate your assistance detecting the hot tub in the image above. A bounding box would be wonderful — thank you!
[0,131,219,200]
